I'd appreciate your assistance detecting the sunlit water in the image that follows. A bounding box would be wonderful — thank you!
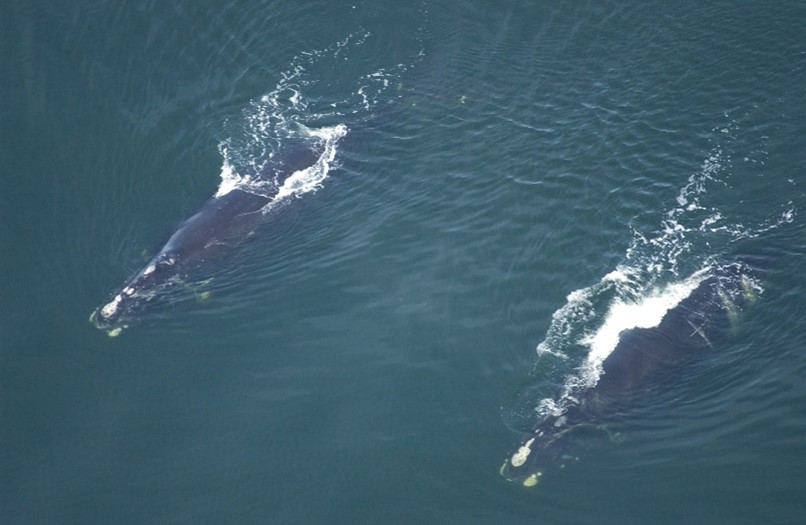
[2,1,806,523]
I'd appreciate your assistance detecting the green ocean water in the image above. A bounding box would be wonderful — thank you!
[2,1,806,523]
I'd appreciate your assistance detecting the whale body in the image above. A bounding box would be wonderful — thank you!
[91,141,325,336]
[500,262,758,487]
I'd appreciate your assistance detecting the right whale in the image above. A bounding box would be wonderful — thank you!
[500,262,759,487]
[90,126,345,337]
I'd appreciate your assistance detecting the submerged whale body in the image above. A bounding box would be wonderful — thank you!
[90,141,325,336]
[500,262,758,487]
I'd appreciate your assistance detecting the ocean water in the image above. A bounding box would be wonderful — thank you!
[2,1,806,523]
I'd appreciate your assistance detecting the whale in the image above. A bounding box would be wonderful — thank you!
[500,262,758,487]
[90,139,327,336]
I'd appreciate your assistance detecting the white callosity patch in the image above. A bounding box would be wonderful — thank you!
[100,295,123,318]
[103,280,142,314]
[522,473,541,487]
[98,282,140,321]
[510,437,535,467]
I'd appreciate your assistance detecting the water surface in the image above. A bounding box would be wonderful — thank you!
[2,1,806,523]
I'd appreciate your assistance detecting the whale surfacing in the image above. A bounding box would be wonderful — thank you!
[91,131,343,336]
[500,262,758,487]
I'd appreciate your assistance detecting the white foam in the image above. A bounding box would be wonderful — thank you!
[579,271,707,387]
[213,124,347,203]
[214,31,417,204]
[535,269,710,413]
[272,124,347,203]
[519,117,796,429]
[536,266,639,360]
[214,155,244,198]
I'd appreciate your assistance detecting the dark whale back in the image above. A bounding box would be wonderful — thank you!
[90,140,325,335]
[501,262,756,487]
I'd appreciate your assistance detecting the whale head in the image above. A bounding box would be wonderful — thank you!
[90,252,180,336]
[499,426,575,488]
[499,409,595,488]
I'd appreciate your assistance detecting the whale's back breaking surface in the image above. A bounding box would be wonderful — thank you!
[588,272,735,403]
[90,137,333,336]
[501,262,759,487]
[163,189,270,259]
